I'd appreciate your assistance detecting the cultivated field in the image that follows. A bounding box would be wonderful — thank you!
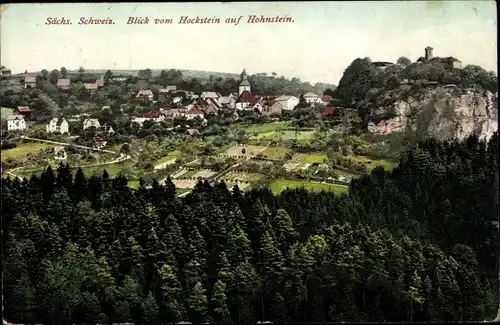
[269,178,349,195]
[192,169,216,179]
[172,179,197,189]
[221,171,264,183]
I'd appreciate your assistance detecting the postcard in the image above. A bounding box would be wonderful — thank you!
[1,2,498,324]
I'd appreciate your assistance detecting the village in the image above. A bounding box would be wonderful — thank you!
[1,66,397,195]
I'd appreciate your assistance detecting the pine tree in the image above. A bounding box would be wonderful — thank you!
[211,280,231,322]
[187,281,210,323]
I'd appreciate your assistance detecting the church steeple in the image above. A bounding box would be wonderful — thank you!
[238,68,251,95]
[240,68,248,81]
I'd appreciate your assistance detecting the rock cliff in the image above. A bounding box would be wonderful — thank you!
[365,86,498,141]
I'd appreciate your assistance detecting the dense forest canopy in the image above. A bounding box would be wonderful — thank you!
[2,132,498,324]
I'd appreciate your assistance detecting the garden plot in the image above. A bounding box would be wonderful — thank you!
[225,181,251,190]
[222,171,264,183]
[172,169,188,178]
[223,145,266,159]
[172,179,197,189]
[192,169,217,179]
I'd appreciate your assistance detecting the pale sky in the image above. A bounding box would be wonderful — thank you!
[0,1,497,84]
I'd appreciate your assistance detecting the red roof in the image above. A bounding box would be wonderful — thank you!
[236,90,256,103]
[186,107,203,115]
[320,95,333,103]
[133,110,163,119]
[16,106,31,112]
[93,137,107,142]
[323,107,337,116]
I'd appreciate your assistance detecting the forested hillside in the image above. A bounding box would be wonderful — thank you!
[2,133,498,324]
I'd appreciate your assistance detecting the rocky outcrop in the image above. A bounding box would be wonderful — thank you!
[366,86,498,141]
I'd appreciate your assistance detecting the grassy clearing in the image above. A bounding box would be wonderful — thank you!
[269,178,349,196]
[292,153,327,164]
[351,155,397,171]
[1,107,13,121]
[242,122,290,134]
[260,146,291,161]
[1,142,54,162]
[249,131,276,139]
[276,130,315,140]
[155,150,181,164]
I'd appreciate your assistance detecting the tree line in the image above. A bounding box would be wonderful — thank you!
[2,132,498,324]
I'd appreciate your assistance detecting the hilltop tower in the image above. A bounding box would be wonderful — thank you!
[425,46,434,61]
[238,68,251,95]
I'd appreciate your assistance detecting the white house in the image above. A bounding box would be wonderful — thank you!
[275,95,300,110]
[200,91,221,100]
[83,118,101,130]
[136,89,154,100]
[303,92,321,104]
[54,146,67,160]
[130,111,165,126]
[46,118,69,134]
[6,115,26,131]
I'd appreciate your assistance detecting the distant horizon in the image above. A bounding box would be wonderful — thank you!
[1,2,497,84]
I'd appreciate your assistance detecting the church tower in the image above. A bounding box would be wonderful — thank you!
[238,68,251,95]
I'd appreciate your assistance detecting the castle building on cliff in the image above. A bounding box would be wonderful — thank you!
[417,46,463,70]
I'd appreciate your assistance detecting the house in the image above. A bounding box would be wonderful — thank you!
[56,79,71,90]
[92,137,107,149]
[235,90,257,110]
[46,118,69,134]
[97,124,115,135]
[185,107,205,120]
[130,110,165,126]
[319,94,333,104]
[6,115,26,131]
[96,76,105,88]
[416,46,462,70]
[84,83,98,93]
[83,118,101,130]
[15,106,31,119]
[101,105,111,111]
[165,85,177,92]
[303,92,321,104]
[24,76,37,88]
[53,146,67,160]
[219,94,236,109]
[372,61,394,71]
[200,91,221,100]
[322,107,338,117]
[185,128,201,138]
[262,101,283,117]
[136,89,154,100]
[275,95,300,110]
[112,76,128,82]
[164,108,186,119]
